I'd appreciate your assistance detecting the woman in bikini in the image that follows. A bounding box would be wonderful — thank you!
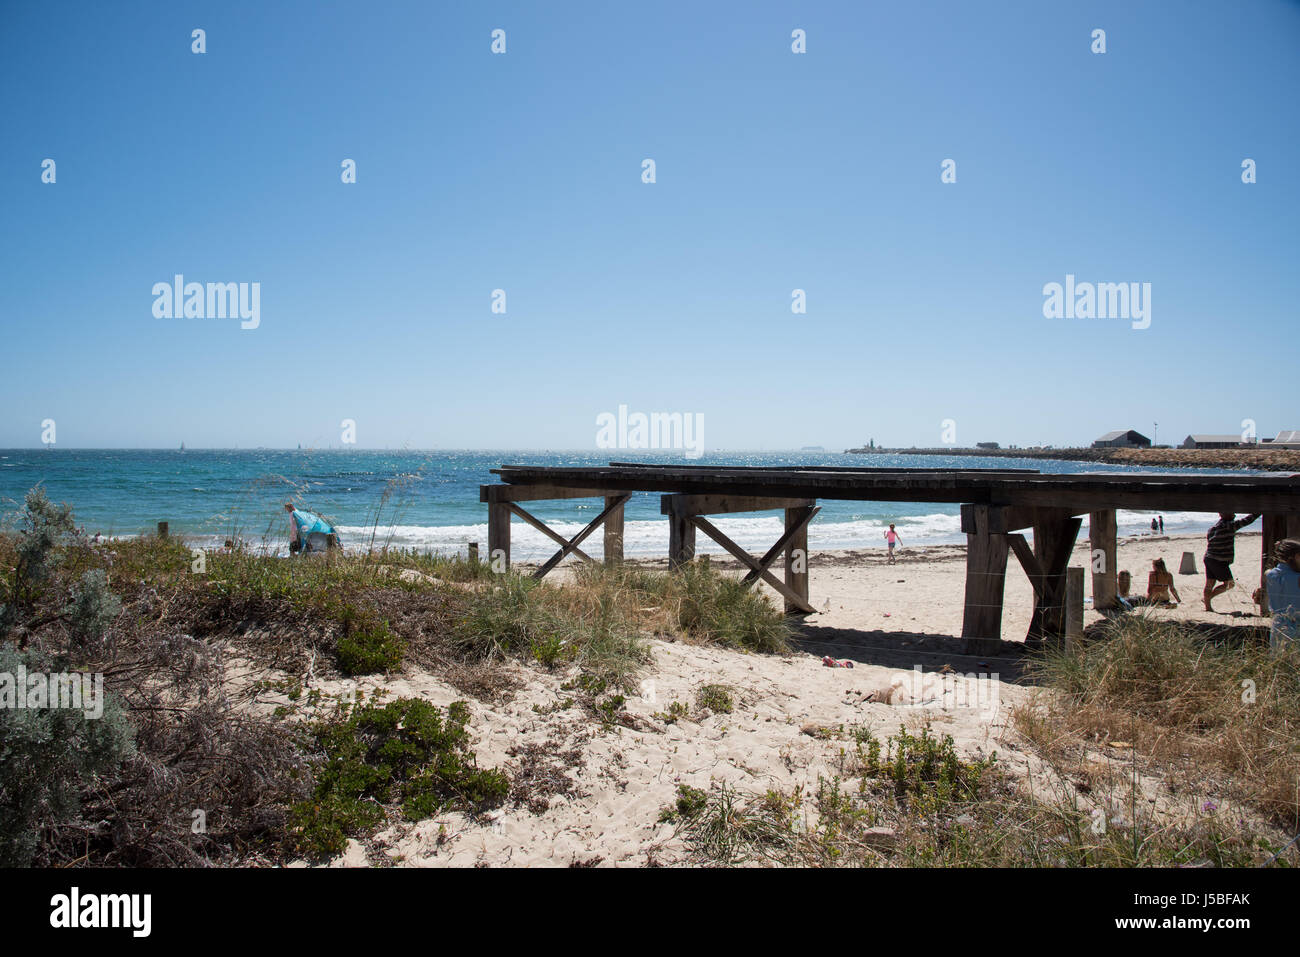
[1146,557,1181,606]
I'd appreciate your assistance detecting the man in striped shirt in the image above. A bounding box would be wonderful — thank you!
[1202,512,1260,611]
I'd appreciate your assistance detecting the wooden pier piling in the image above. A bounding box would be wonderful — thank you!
[1065,567,1085,648]
[603,496,625,565]
[1089,509,1117,611]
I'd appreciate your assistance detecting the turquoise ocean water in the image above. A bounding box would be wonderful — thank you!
[0,449,1244,561]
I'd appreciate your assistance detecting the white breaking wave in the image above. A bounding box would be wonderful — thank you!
[321,509,1224,562]
[168,510,1229,562]
[328,515,962,562]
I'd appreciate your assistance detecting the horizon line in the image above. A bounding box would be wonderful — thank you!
[0,445,1104,453]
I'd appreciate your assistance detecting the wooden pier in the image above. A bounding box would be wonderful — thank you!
[481,464,1300,654]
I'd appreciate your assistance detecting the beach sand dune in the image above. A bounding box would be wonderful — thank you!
[291,530,1269,867]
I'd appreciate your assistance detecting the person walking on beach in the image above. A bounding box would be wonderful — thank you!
[884,523,901,564]
[285,502,343,555]
[1264,539,1300,651]
[1151,518,1159,534]
[1203,512,1260,611]
[1158,515,1164,534]
[1146,558,1180,606]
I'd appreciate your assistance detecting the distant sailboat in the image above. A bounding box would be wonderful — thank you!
[179,441,185,453]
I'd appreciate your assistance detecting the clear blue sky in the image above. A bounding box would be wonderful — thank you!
[2,0,1297,450]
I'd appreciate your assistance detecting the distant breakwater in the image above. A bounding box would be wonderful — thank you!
[845,446,1300,472]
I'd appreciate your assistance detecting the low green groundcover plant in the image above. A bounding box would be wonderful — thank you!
[291,697,508,857]
[695,683,734,715]
[336,613,406,676]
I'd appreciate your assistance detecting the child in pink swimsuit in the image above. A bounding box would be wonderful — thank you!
[884,524,901,564]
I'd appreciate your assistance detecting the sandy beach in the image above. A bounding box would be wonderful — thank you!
[554,528,1269,670]
[269,529,1271,867]
[782,530,1267,651]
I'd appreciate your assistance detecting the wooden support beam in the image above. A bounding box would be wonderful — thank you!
[487,502,511,571]
[1065,567,1085,649]
[533,495,630,580]
[690,516,794,607]
[738,508,819,589]
[690,510,819,614]
[659,494,819,613]
[961,504,1010,655]
[484,489,630,576]
[1007,533,1044,598]
[960,503,1084,535]
[1008,520,1086,635]
[506,502,596,565]
[784,505,811,616]
[481,484,621,504]
[659,494,815,516]
[603,495,625,565]
[995,488,1300,514]
[1026,512,1082,644]
[1089,509,1118,611]
[492,465,1300,514]
[668,507,695,568]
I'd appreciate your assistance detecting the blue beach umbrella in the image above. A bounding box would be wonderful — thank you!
[288,508,341,551]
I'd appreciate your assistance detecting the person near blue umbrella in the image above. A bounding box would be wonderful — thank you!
[284,502,343,555]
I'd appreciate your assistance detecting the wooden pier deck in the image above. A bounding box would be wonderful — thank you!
[481,463,1300,654]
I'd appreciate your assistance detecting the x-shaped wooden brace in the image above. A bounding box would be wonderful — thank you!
[1006,516,1081,641]
[689,505,820,614]
[1007,525,1079,594]
[508,494,632,580]
[1006,534,1049,600]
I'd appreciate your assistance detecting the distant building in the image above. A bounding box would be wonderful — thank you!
[975,442,999,450]
[1092,430,1151,449]
[1181,434,1252,449]
[1262,430,1300,450]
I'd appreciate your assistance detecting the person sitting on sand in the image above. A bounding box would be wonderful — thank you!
[1203,512,1260,611]
[1264,538,1300,651]
[285,502,342,555]
[1146,558,1180,606]
[1114,569,1134,610]
[884,524,901,564]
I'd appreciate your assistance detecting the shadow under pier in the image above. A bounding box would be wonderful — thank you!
[789,621,1035,684]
